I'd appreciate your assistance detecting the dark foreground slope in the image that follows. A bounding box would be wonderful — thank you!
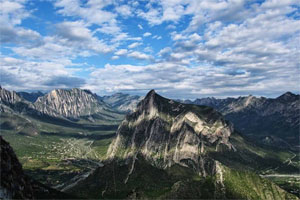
[68,90,298,199]
[0,136,76,199]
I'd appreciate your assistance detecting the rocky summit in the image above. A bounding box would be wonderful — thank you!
[34,88,107,119]
[68,90,298,199]
[107,90,234,176]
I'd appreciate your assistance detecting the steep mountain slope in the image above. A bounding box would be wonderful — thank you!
[102,93,143,112]
[184,92,300,148]
[0,86,34,113]
[0,87,40,136]
[69,90,298,199]
[17,91,44,102]
[107,90,234,174]
[34,88,123,122]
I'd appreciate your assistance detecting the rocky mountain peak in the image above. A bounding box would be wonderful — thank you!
[141,89,158,106]
[0,87,23,104]
[277,91,298,102]
[34,88,106,119]
[107,90,234,176]
[146,89,156,96]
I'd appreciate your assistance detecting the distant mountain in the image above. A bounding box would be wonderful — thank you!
[17,91,44,102]
[68,90,298,199]
[0,86,24,105]
[101,93,143,112]
[0,136,75,199]
[0,86,38,115]
[0,87,124,136]
[182,92,300,148]
[34,88,123,122]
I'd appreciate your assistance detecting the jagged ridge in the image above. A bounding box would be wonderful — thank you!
[108,90,234,176]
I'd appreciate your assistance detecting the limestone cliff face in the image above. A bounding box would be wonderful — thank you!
[0,86,34,113]
[0,86,23,105]
[107,90,234,176]
[34,88,111,119]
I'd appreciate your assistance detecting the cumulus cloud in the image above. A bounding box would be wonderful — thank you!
[0,56,85,91]
[1,0,299,98]
[86,61,299,99]
[128,42,142,49]
[127,51,153,60]
[54,0,116,26]
[143,32,152,37]
[115,49,128,56]
[115,4,133,17]
[152,35,162,40]
[54,0,139,44]
[0,25,42,47]
[0,0,30,26]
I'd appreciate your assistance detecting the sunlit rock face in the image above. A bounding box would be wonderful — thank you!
[107,90,234,176]
[34,88,109,119]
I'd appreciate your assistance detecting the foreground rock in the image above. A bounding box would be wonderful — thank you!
[0,136,76,199]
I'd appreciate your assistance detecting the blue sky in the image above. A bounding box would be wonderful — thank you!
[0,0,299,99]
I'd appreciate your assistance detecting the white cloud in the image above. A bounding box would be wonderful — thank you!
[170,32,187,40]
[166,24,176,29]
[115,4,132,17]
[152,35,162,40]
[53,0,139,45]
[1,0,299,98]
[0,56,85,91]
[11,21,114,61]
[144,46,153,53]
[115,49,128,56]
[111,55,119,60]
[127,51,153,60]
[137,6,163,26]
[128,42,142,49]
[0,0,30,26]
[86,59,299,98]
[54,0,116,26]
[143,32,152,37]
[0,25,42,47]
[88,63,296,98]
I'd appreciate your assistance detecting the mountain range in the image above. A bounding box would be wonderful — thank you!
[177,92,300,149]
[1,86,298,149]
[0,86,124,135]
[0,86,299,199]
[68,90,298,199]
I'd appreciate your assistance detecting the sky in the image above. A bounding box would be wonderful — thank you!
[0,0,299,99]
